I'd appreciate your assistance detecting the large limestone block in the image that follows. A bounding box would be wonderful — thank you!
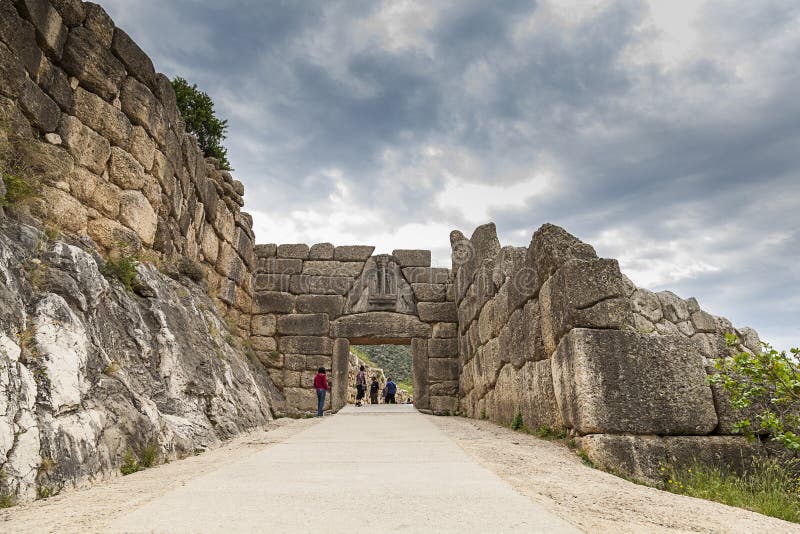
[630,288,663,323]
[120,77,167,144]
[330,312,430,342]
[61,27,125,100]
[260,258,302,274]
[412,283,446,302]
[412,338,430,410]
[83,2,114,48]
[108,147,146,190]
[254,274,290,292]
[33,58,71,112]
[35,185,86,233]
[57,115,110,174]
[87,216,139,251]
[19,77,59,132]
[429,358,459,382]
[428,337,457,359]
[691,310,716,333]
[540,258,633,356]
[50,0,85,27]
[73,87,132,149]
[303,261,363,277]
[110,28,156,90]
[67,165,120,218]
[392,249,431,267]
[216,242,246,284]
[277,314,329,336]
[277,243,309,259]
[308,242,334,260]
[657,291,690,323]
[17,0,68,58]
[552,329,718,435]
[251,314,276,337]
[16,138,73,184]
[520,359,562,430]
[334,245,374,262]
[0,1,42,75]
[402,267,450,284]
[295,294,344,319]
[289,274,353,295]
[119,190,157,246]
[278,336,333,355]
[284,387,329,412]
[430,395,458,416]
[0,41,27,99]
[529,223,597,288]
[254,243,277,259]
[491,364,521,425]
[128,126,155,171]
[432,322,457,338]
[417,302,457,323]
[579,434,761,484]
[252,291,294,315]
[500,299,545,370]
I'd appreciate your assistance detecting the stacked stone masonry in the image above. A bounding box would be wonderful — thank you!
[0,0,254,325]
[251,243,459,416]
[451,222,764,482]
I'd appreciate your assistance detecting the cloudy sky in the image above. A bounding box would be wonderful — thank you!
[101,0,799,349]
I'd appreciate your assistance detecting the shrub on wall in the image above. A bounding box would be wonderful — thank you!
[171,77,231,170]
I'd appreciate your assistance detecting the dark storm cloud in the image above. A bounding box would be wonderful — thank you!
[102,0,799,347]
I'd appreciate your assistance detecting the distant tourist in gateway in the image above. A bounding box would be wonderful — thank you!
[369,376,380,404]
[355,365,367,407]
[313,367,329,417]
[384,377,397,404]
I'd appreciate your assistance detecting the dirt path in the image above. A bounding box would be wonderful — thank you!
[1,411,796,533]
[431,416,799,533]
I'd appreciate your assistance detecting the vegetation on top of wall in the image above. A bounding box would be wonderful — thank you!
[171,77,231,170]
[712,335,800,455]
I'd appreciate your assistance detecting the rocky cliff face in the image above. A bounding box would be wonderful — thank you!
[0,219,276,503]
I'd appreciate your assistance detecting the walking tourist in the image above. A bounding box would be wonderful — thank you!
[385,377,397,404]
[313,367,329,417]
[355,365,367,407]
[369,376,380,404]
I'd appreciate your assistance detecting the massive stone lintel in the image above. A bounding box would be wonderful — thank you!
[330,312,430,344]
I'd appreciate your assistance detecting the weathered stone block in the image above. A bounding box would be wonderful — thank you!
[119,190,157,246]
[334,245,374,262]
[34,58,72,111]
[50,0,84,27]
[252,291,294,314]
[16,137,73,184]
[256,349,282,368]
[19,77,59,132]
[120,76,167,144]
[289,275,352,295]
[283,387,328,412]
[83,2,114,47]
[428,338,458,359]
[216,242,245,284]
[657,291,690,323]
[520,359,562,430]
[499,299,545,370]
[552,329,718,435]
[392,249,431,267]
[330,312,430,342]
[62,27,125,100]
[579,434,761,484]
[251,314,276,337]
[432,322,457,338]
[258,258,302,274]
[18,0,68,58]
[539,258,633,356]
[35,185,86,233]
[254,243,277,259]
[412,338,429,410]
[302,261,363,277]
[429,358,460,382]
[0,41,26,99]
[67,165,120,218]
[254,274,290,292]
[108,146,146,190]
[277,243,309,259]
[295,294,344,319]
[691,310,716,333]
[57,115,110,174]
[402,267,450,284]
[283,354,305,372]
[278,336,333,355]
[417,302,457,322]
[308,242,334,260]
[110,28,156,90]
[73,87,132,149]
[430,381,459,397]
[277,314,329,336]
[630,288,663,323]
[411,283,446,302]
[304,354,331,372]
[87,216,139,251]
[250,336,276,352]
[430,395,458,416]
[530,223,597,288]
[0,2,42,75]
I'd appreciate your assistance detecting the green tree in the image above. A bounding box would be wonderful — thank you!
[712,334,800,454]
[171,77,231,170]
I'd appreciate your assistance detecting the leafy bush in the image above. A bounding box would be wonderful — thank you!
[139,443,159,468]
[661,458,800,523]
[1,171,38,207]
[102,251,139,291]
[712,335,800,454]
[171,77,230,169]
[120,450,141,476]
[511,412,523,431]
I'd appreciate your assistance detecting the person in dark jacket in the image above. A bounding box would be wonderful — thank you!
[369,376,379,404]
[355,365,367,407]
[385,377,397,404]
[313,367,329,417]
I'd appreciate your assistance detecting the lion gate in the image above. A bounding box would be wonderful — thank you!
[250,243,460,416]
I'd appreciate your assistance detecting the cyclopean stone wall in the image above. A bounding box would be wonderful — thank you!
[0,0,254,326]
[250,243,459,416]
[452,222,764,483]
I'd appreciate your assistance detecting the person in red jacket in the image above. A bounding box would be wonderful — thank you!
[313,367,330,417]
